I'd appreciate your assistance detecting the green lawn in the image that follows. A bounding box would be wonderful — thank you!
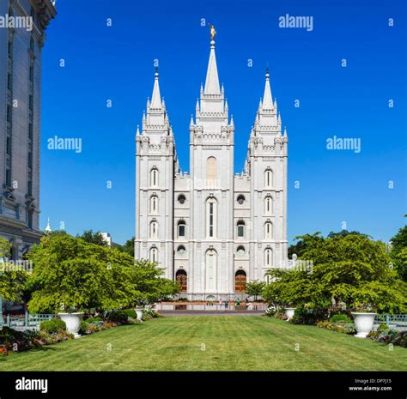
[1,316,406,371]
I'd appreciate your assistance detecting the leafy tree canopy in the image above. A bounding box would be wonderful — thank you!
[77,230,107,246]
[245,280,265,301]
[264,232,407,313]
[129,259,179,306]
[0,237,28,303]
[0,237,11,259]
[119,237,135,258]
[390,218,407,281]
[26,234,178,313]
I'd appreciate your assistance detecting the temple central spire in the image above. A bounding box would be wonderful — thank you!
[150,67,162,109]
[204,28,220,95]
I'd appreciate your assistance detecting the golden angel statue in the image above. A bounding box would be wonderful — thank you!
[210,24,216,40]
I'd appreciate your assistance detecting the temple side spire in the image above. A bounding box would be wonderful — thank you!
[262,68,273,110]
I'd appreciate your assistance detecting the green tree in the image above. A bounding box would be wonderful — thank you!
[119,237,135,258]
[0,237,11,259]
[0,237,28,303]
[129,259,179,306]
[27,234,135,313]
[245,280,265,301]
[78,230,107,246]
[0,269,28,303]
[390,219,407,281]
[288,232,324,258]
[392,247,407,282]
[264,232,407,313]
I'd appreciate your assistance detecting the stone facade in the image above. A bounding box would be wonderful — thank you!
[135,36,288,299]
[0,0,56,258]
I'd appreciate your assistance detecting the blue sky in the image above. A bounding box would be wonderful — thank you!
[40,0,407,244]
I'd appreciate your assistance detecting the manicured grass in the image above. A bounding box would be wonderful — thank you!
[0,316,406,371]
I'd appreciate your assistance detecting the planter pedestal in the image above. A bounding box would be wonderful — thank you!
[58,313,84,338]
[351,312,376,338]
[135,308,143,322]
[285,307,296,321]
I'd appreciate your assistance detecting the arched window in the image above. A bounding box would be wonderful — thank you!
[236,245,245,256]
[265,195,273,215]
[235,270,247,292]
[265,248,273,267]
[265,221,273,240]
[178,194,186,204]
[150,168,159,187]
[237,194,245,205]
[207,157,217,182]
[149,247,158,263]
[150,220,158,239]
[237,220,245,238]
[177,245,186,255]
[206,197,217,238]
[176,270,187,292]
[150,195,158,214]
[178,220,186,237]
[265,168,273,188]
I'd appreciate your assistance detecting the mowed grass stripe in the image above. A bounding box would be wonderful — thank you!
[247,317,405,371]
[1,316,406,371]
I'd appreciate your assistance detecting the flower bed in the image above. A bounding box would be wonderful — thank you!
[368,323,407,348]
[0,324,73,354]
[316,320,356,335]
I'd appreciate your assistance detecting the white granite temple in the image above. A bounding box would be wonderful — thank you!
[135,30,288,299]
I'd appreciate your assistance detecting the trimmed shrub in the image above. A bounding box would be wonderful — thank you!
[329,314,352,323]
[79,320,100,335]
[40,318,66,334]
[78,320,89,335]
[85,316,102,324]
[122,309,137,319]
[291,306,328,325]
[105,310,128,325]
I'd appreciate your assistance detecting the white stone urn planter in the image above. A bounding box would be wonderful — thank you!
[351,312,376,338]
[285,307,296,321]
[135,307,144,322]
[58,312,84,338]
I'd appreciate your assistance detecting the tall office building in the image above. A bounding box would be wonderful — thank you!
[0,0,56,258]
